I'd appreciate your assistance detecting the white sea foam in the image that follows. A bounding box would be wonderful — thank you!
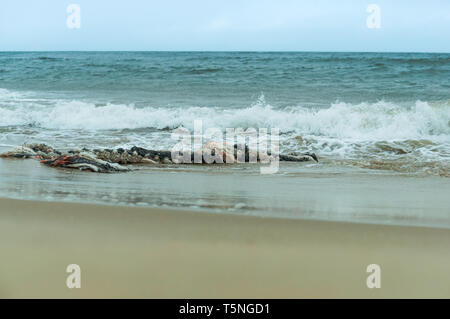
[1,88,449,171]
[1,89,449,140]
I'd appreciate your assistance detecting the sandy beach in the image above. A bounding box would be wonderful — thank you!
[0,197,449,298]
[1,1,450,302]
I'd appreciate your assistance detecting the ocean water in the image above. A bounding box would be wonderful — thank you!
[1,51,449,176]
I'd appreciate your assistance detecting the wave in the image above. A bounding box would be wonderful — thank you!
[308,55,450,65]
[1,88,449,175]
[37,56,62,61]
[0,89,448,142]
[184,68,224,74]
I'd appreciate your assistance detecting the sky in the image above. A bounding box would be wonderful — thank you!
[0,0,449,52]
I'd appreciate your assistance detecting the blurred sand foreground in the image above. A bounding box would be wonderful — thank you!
[0,198,449,298]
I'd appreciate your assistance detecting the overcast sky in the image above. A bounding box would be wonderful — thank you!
[0,0,449,52]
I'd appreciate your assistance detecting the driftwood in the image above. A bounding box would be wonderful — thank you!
[40,153,129,173]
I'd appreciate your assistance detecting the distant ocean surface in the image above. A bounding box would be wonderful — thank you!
[1,52,449,176]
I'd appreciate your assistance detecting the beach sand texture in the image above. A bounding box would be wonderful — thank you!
[0,198,449,298]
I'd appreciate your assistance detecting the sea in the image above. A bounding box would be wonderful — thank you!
[1,51,449,176]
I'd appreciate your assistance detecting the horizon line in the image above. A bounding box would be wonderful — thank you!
[1,50,449,54]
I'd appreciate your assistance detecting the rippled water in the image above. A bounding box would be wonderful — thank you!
[0,52,449,176]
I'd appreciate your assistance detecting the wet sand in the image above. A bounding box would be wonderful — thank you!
[1,154,450,228]
[0,197,449,298]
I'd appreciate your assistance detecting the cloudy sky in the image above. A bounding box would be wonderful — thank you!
[0,0,449,51]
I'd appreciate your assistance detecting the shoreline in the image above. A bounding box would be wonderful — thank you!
[1,197,450,298]
[1,156,450,229]
[2,195,450,231]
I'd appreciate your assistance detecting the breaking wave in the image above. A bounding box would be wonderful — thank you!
[1,88,449,139]
[1,88,449,175]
